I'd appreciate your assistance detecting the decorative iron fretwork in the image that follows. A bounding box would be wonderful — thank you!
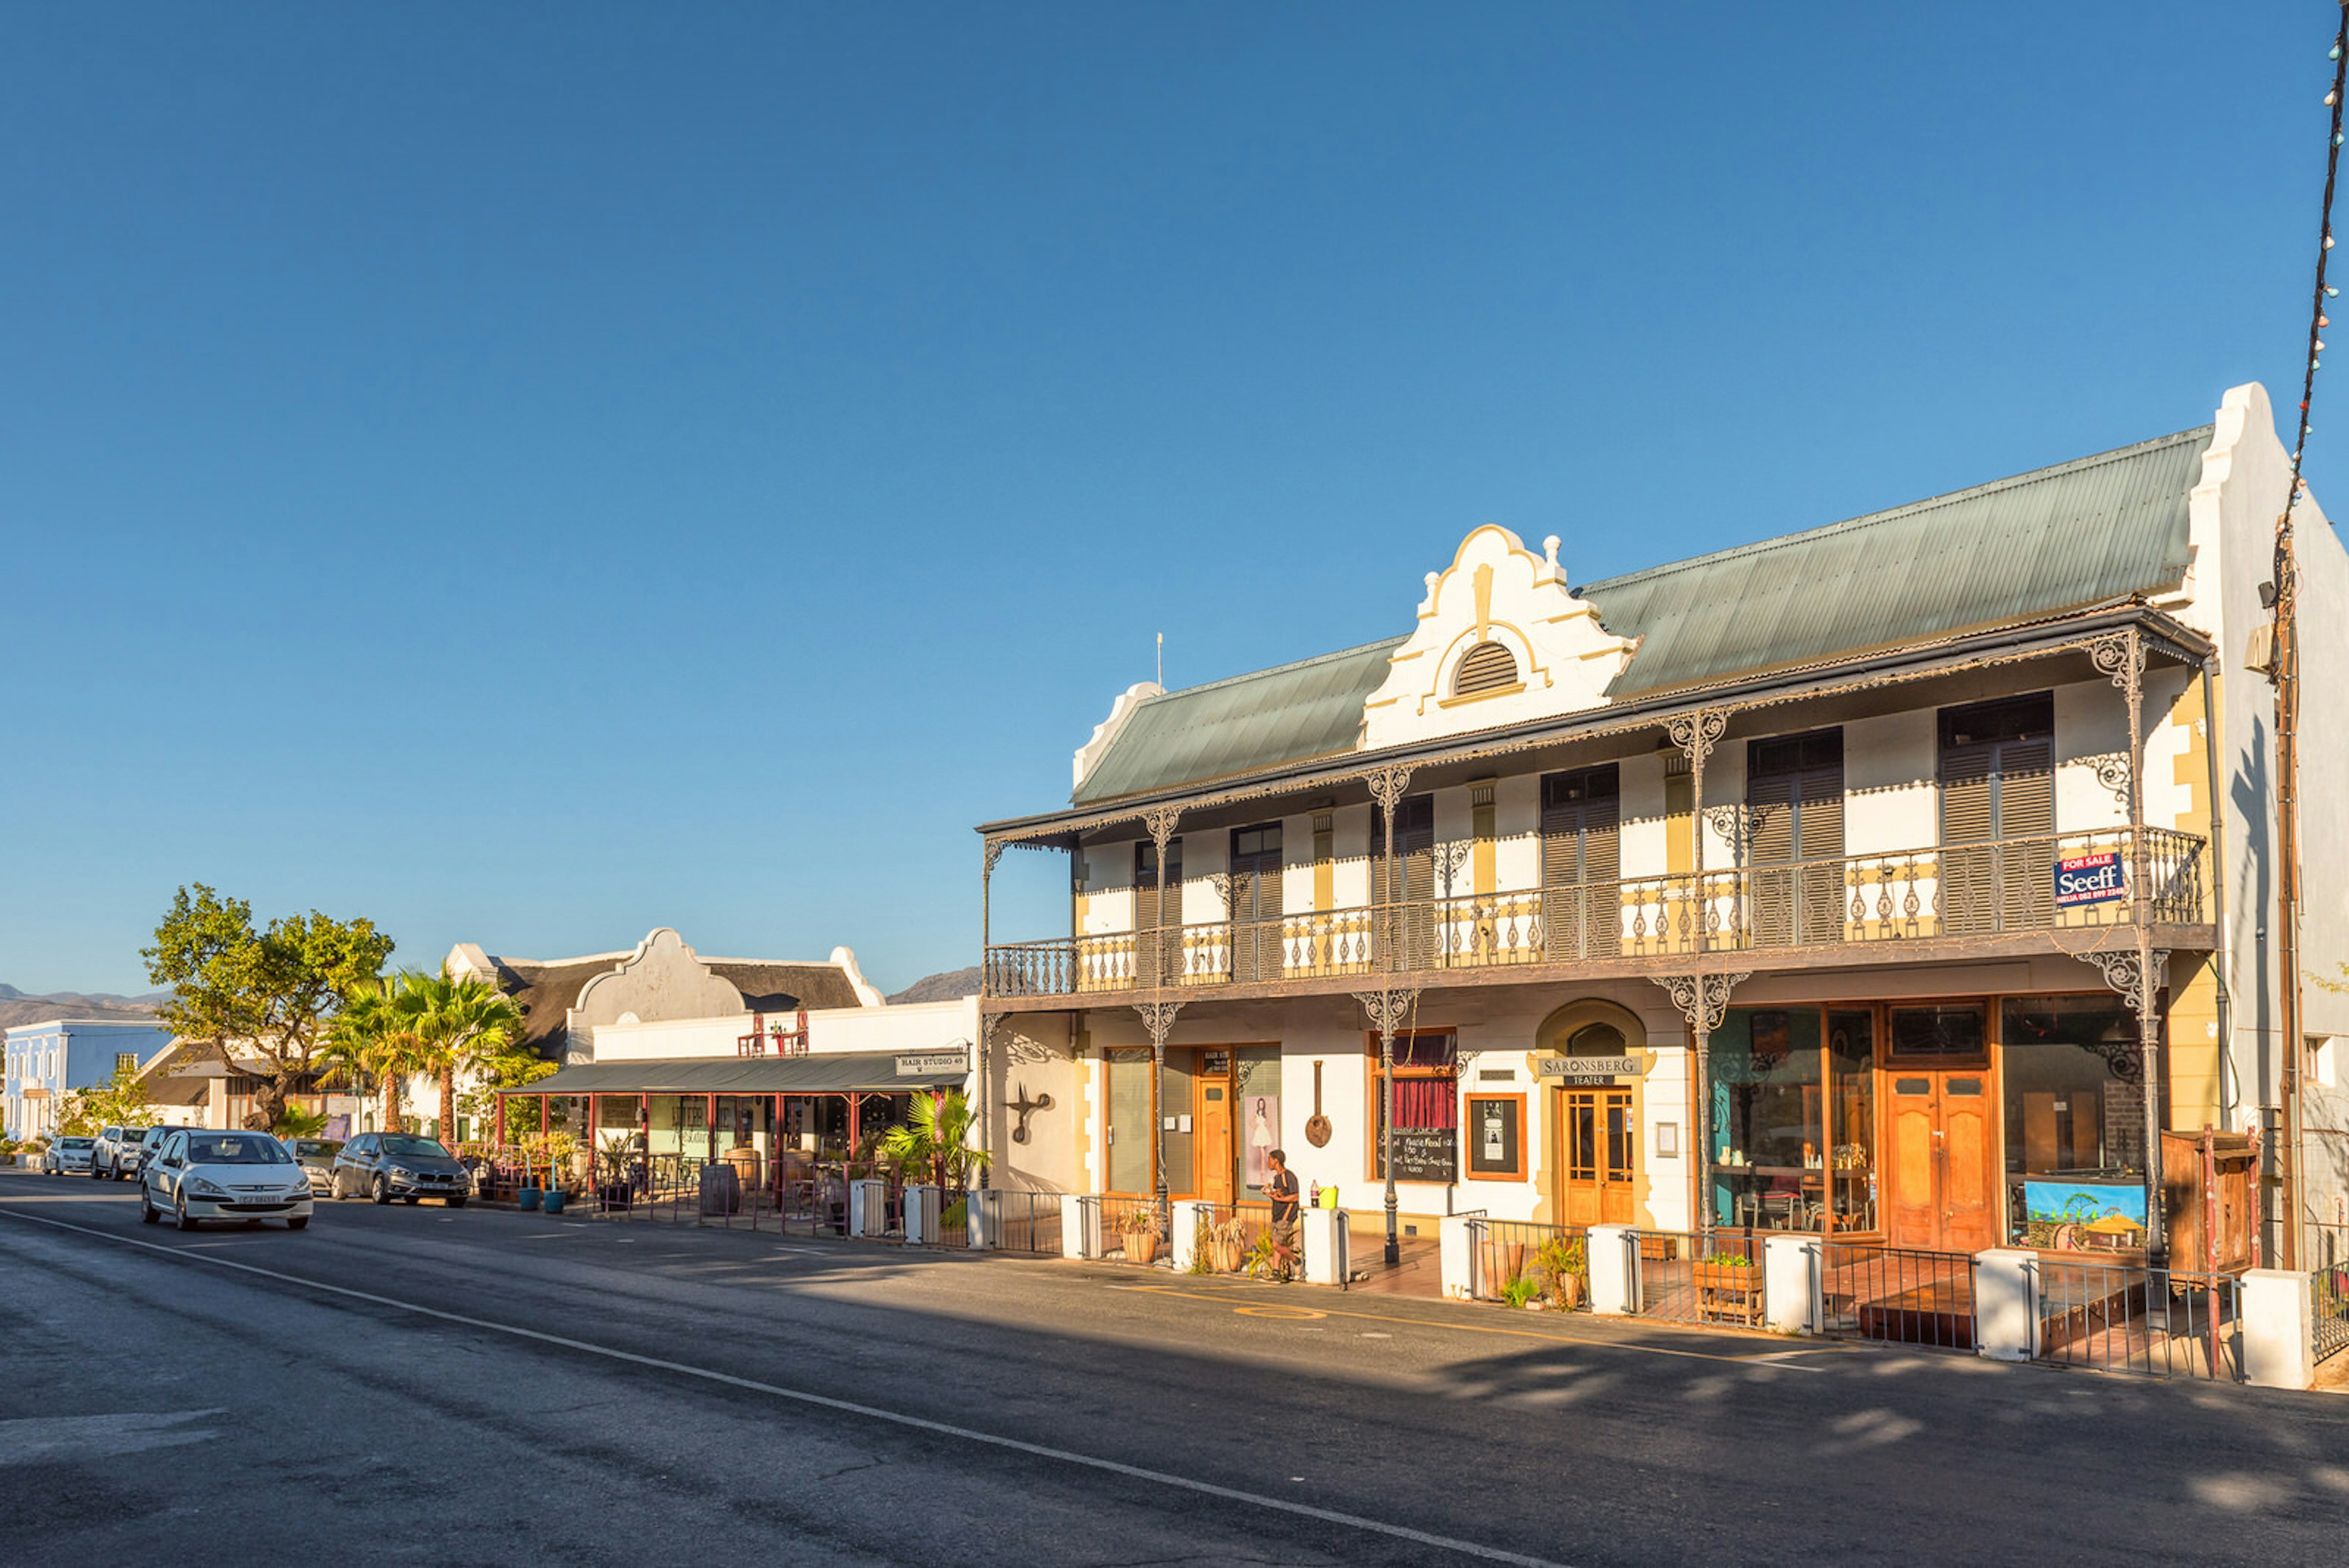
[983,840,1004,879]
[1141,805,1181,858]
[1365,765,1414,815]
[1353,989,1421,1037]
[1652,971,1753,1033]
[1436,839,1472,894]
[2083,947,2170,1020]
[1134,1000,1184,1047]
[1665,709,1729,766]
[2074,752,2132,812]
[1207,872,1232,912]
[2089,631,2147,699]
[1703,804,1752,862]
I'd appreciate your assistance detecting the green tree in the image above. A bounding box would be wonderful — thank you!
[409,967,526,1142]
[321,975,428,1134]
[56,1060,159,1137]
[879,1088,991,1189]
[141,884,395,1130]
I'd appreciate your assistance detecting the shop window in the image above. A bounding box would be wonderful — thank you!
[1106,1050,1153,1194]
[1373,1030,1458,1181]
[1710,1007,1879,1233]
[2001,995,2148,1248]
[1889,1005,1986,1058]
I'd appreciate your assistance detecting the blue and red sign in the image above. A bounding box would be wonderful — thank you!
[2054,850,2126,908]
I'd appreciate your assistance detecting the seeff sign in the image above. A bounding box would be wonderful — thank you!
[2054,850,2127,909]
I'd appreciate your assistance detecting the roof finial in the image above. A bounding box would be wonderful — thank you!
[1543,535,1562,579]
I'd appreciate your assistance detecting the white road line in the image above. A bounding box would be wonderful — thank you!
[0,1208,1570,1568]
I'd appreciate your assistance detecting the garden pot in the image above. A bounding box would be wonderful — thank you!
[1551,1273,1584,1312]
[1124,1229,1162,1264]
[542,1189,567,1215]
[1478,1240,1526,1293]
[518,1187,543,1211]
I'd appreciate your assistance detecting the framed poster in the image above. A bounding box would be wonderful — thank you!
[1465,1094,1525,1180]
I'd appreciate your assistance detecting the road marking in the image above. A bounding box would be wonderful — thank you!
[1115,1283,1829,1370]
[0,1208,1571,1568]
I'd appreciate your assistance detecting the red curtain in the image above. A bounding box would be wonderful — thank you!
[1392,1077,1457,1131]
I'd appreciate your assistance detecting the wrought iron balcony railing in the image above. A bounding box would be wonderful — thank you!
[981,827,2209,999]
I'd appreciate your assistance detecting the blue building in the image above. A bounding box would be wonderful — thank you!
[4,1019,174,1140]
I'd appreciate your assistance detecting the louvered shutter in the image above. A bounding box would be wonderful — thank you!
[1997,740,2055,929]
[1584,788,1621,956]
[1454,641,1519,696]
[1797,765,1846,944]
[1748,773,1797,947]
[1940,746,1996,934]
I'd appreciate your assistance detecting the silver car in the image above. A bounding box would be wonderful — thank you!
[91,1125,147,1180]
[42,1137,96,1175]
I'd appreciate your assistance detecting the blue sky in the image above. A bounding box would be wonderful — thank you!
[0,4,2335,995]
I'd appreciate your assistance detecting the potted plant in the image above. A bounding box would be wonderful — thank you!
[1535,1235,1588,1311]
[1207,1216,1247,1274]
[1694,1251,1762,1324]
[1117,1205,1162,1264]
[1478,1236,1527,1298]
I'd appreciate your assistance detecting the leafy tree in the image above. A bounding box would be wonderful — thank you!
[321,975,428,1133]
[141,885,395,1131]
[272,1101,331,1139]
[56,1060,159,1137]
[879,1088,990,1189]
[409,968,525,1141]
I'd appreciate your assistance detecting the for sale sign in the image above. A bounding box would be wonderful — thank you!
[2054,850,2126,908]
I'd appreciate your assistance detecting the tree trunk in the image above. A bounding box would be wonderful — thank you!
[249,1075,289,1132]
[383,1075,401,1134]
[440,1066,457,1145]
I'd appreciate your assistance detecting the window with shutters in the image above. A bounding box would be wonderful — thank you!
[1134,839,1182,984]
[1370,795,1436,968]
[1228,823,1284,982]
[1452,640,1520,697]
[1541,765,1621,958]
[1939,694,2055,933]
[1747,730,1844,946]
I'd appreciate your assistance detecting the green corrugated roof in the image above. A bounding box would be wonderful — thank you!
[1579,425,2209,696]
[1071,425,2211,805]
[1072,637,1405,805]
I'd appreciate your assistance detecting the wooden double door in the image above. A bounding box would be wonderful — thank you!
[1885,1067,1995,1253]
[1557,1086,1636,1227]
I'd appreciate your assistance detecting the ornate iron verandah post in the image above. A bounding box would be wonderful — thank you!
[1362,764,1416,1268]
[2091,628,2166,1258]
[1134,1000,1182,1214]
[1663,710,1729,1231]
[1653,970,1751,1232]
[979,839,1003,1189]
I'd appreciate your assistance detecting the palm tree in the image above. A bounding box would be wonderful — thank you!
[409,967,525,1144]
[323,977,428,1133]
[879,1088,991,1190]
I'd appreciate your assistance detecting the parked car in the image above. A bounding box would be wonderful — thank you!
[42,1137,96,1175]
[138,1128,313,1231]
[128,1125,194,1181]
[283,1138,344,1195]
[92,1125,148,1180]
[328,1132,472,1206]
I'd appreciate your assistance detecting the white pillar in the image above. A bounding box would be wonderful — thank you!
[848,1179,886,1238]
[2241,1268,2316,1390]
[1064,1194,1101,1260]
[1587,1224,1639,1316]
[967,1189,998,1251]
[1303,1208,1349,1285]
[1764,1233,1821,1334]
[1973,1248,2038,1362]
[1170,1199,1208,1272]
[1439,1214,1478,1300]
[903,1183,940,1245]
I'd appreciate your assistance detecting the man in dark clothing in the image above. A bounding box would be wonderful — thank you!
[1265,1149,1299,1279]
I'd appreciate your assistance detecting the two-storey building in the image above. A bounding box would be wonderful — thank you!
[5,1019,173,1139]
[975,382,2349,1271]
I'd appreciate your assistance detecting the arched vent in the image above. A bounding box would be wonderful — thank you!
[1453,641,1519,697]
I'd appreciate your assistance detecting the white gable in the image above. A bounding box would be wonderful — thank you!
[1360,525,1635,749]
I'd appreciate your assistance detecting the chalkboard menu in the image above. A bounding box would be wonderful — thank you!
[1379,1128,1458,1183]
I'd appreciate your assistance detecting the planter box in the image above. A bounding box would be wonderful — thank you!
[1695,1261,1762,1326]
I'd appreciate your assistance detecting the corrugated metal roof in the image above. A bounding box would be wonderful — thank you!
[1068,425,2212,804]
[1580,426,2210,696]
[1072,637,1405,805]
[517,1050,965,1095]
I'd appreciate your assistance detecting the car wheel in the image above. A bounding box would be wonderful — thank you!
[174,1193,196,1232]
[90,1161,104,1181]
[372,1174,392,1206]
[139,1188,160,1224]
[288,1216,309,1230]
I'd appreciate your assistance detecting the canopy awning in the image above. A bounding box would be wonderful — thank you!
[503,1050,968,1097]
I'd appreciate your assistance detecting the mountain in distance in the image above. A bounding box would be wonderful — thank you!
[0,985,172,1032]
[886,967,981,1005]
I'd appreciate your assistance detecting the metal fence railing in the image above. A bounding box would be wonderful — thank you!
[1631,1230,1766,1326]
[2314,1258,2349,1366]
[1100,1195,1167,1266]
[1465,1219,1590,1308]
[2035,1259,2241,1381]
[1820,1243,1976,1350]
[984,1190,1066,1255]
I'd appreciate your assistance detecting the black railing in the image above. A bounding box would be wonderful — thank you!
[2035,1258,2241,1380]
[1820,1243,1976,1350]
[1466,1218,1589,1309]
[1632,1230,1766,1326]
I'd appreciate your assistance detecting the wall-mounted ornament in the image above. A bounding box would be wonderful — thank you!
[1305,1060,1332,1147]
[1008,1083,1054,1145]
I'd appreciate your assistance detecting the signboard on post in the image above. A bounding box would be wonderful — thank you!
[2054,850,2126,909]
[895,1050,970,1078]
[1380,1128,1457,1183]
[1534,1054,1642,1086]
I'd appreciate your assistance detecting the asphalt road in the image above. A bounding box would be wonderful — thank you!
[1,1170,2343,1567]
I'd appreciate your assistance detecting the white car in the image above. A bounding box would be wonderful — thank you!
[139,1129,314,1232]
[92,1124,147,1180]
[42,1137,96,1175]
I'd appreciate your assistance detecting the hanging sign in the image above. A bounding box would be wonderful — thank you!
[895,1051,970,1077]
[1535,1054,1642,1084]
[2054,851,2126,908]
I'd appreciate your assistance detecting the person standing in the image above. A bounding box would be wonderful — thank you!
[1264,1148,1299,1281]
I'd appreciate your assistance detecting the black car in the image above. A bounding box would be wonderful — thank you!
[328,1132,472,1206]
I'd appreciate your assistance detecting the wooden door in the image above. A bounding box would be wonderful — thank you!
[1542,767,1621,960]
[1196,1076,1234,1206]
[1560,1087,1636,1227]
[1886,1069,1996,1252]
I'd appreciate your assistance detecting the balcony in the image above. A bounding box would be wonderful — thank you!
[982,827,2210,1001]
